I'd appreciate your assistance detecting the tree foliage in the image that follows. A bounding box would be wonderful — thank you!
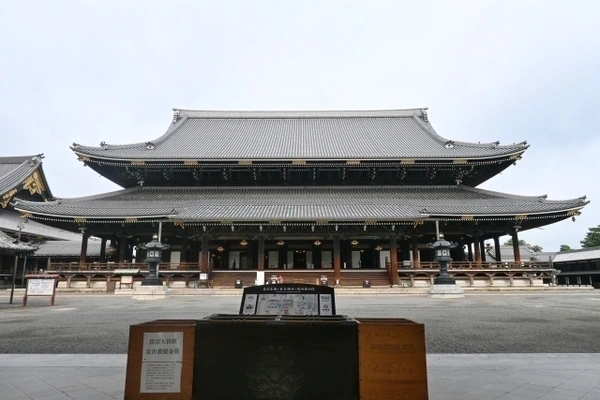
[503,238,542,252]
[580,225,600,248]
[559,244,571,252]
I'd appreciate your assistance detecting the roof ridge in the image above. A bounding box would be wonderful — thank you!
[174,108,428,118]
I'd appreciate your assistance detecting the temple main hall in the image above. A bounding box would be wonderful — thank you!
[13,108,589,288]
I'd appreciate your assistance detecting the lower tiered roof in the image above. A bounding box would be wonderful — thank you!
[13,185,588,224]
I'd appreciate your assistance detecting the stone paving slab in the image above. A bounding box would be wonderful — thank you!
[1,354,600,399]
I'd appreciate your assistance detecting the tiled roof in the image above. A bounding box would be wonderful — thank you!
[0,155,52,199]
[71,109,528,161]
[0,230,37,253]
[12,185,588,222]
[486,246,556,262]
[0,210,83,241]
[32,239,109,257]
[553,247,600,263]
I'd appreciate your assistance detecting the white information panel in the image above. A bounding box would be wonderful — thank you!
[319,294,334,315]
[140,332,183,393]
[241,293,258,314]
[26,279,54,296]
[256,293,319,315]
[142,332,183,362]
[140,362,182,393]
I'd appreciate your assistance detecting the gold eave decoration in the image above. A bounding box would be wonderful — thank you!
[413,219,425,226]
[364,219,377,225]
[77,156,91,162]
[509,153,523,161]
[453,159,468,165]
[315,220,328,225]
[74,217,87,223]
[173,220,185,227]
[125,217,138,223]
[238,160,253,165]
[20,212,32,219]
[292,159,307,165]
[269,220,281,225]
[567,209,582,216]
[515,214,528,220]
[220,220,234,225]
[1,188,18,208]
[461,215,475,220]
[346,160,361,165]
[131,160,146,166]
[400,159,415,165]
[23,171,46,196]
[184,160,198,166]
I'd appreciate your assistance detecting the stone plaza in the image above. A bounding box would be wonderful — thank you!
[0,291,600,399]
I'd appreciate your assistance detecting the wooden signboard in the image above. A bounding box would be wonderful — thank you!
[125,320,197,400]
[23,274,59,306]
[357,318,428,400]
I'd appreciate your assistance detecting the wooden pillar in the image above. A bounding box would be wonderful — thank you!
[411,236,420,268]
[181,236,188,263]
[480,239,487,262]
[458,237,465,261]
[257,235,265,271]
[79,230,89,267]
[467,242,473,262]
[99,237,107,263]
[333,235,341,284]
[389,233,399,286]
[119,235,127,266]
[201,235,209,273]
[473,235,481,266]
[512,231,521,263]
[494,235,502,262]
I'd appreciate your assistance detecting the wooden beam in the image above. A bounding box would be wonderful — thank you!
[201,235,209,273]
[79,231,89,267]
[389,233,399,286]
[512,231,521,263]
[257,235,265,271]
[494,235,502,262]
[333,235,341,284]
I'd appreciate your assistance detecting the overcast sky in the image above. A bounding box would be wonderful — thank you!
[1,0,598,252]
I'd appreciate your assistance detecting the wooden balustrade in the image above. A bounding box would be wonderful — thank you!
[46,262,205,271]
[45,260,552,272]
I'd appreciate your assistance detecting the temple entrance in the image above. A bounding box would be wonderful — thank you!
[293,250,307,269]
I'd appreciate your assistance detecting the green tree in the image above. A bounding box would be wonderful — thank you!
[559,244,571,252]
[580,225,600,248]
[503,238,529,246]
[503,238,542,252]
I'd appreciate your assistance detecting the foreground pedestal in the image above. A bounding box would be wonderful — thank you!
[429,284,465,298]
[131,285,169,300]
[124,316,428,400]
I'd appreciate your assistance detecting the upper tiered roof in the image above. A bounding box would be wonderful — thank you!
[72,109,528,161]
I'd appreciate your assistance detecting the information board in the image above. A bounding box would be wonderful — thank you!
[23,275,59,306]
[239,284,336,316]
[27,279,55,296]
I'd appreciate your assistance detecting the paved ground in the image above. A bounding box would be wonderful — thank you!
[1,354,600,399]
[1,292,600,354]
